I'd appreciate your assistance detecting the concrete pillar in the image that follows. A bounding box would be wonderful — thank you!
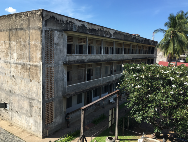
[64,65,67,92]
[85,64,88,81]
[84,92,87,106]
[130,43,132,54]
[113,41,116,54]
[86,37,88,54]
[63,97,67,114]
[101,40,104,54]
[100,63,103,79]
[122,42,124,54]
[91,90,93,102]
[136,45,138,54]
[112,62,114,75]
[100,87,102,98]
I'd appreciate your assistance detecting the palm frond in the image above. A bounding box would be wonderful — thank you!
[153,28,166,34]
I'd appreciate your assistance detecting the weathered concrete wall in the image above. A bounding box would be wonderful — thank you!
[156,48,167,63]
[0,10,43,138]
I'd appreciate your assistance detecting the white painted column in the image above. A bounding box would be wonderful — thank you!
[122,42,124,54]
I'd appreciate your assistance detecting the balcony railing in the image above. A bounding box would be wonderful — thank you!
[66,73,122,94]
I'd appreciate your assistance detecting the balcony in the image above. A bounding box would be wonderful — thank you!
[64,54,154,64]
[66,73,122,94]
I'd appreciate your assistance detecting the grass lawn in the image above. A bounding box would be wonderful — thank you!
[91,124,141,142]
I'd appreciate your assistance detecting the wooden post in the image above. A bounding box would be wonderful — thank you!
[115,92,119,140]
[123,117,124,135]
[80,109,85,142]
[128,116,129,129]
[111,108,113,133]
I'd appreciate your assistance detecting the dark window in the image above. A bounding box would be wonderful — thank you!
[100,46,102,54]
[67,44,72,54]
[116,65,122,72]
[105,66,109,76]
[104,85,108,93]
[116,82,118,88]
[77,94,82,104]
[79,45,83,54]
[105,47,109,54]
[93,89,98,97]
[67,71,70,82]
[67,97,72,108]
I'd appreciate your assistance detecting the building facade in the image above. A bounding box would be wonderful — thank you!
[0,9,158,138]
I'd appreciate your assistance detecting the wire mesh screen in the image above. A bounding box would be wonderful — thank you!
[45,101,54,125]
[45,30,54,64]
[45,66,54,100]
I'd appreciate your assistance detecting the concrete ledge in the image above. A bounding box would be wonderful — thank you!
[65,54,154,64]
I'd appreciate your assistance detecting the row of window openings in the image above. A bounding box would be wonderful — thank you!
[66,83,117,108]
[67,60,153,84]
[67,44,154,55]
[67,65,122,84]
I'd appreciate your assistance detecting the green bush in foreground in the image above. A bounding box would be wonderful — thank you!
[118,63,188,138]
[54,130,80,142]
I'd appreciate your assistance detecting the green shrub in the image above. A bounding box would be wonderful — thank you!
[186,56,188,63]
[54,130,80,142]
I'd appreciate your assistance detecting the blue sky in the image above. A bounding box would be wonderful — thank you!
[1,0,188,43]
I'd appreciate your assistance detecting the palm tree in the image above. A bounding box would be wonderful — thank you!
[154,10,188,66]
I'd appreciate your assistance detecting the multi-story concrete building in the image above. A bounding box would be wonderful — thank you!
[0,9,158,138]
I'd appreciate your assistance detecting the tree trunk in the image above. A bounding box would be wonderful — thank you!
[175,57,177,67]
[168,53,172,67]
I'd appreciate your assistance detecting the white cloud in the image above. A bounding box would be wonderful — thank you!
[5,7,17,14]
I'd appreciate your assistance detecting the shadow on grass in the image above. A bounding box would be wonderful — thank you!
[91,124,141,142]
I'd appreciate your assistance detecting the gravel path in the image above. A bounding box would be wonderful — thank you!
[0,127,25,142]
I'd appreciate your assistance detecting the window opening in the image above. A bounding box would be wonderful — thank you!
[77,94,82,104]
[67,97,72,108]
[87,69,93,81]
[67,44,72,54]
[87,91,92,104]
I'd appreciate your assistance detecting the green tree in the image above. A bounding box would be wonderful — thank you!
[118,63,188,138]
[154,11,188,66]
